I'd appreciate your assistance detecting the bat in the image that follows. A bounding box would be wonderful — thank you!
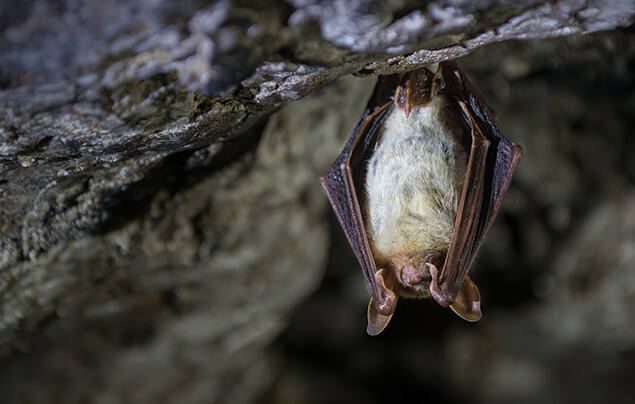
[320,61,522,335]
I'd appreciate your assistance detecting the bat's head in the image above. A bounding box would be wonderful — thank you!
[367,252,481,335]
[396,252,482,323]
[388,251,446,299]
[367,252,442,335]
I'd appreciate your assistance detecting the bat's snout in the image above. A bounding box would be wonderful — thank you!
[400,264,426,286]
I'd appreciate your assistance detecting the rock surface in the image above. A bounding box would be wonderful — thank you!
[0,1,633,403]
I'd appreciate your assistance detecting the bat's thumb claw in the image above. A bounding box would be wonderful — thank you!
[367,298,394,336]
[427,263,451,307]
[449,276,482,322]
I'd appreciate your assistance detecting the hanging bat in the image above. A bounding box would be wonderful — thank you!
[320,61,522,335]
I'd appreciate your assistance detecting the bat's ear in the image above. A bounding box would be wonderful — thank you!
[367,298,395,336]
[449,276,482,322]
[367,268,397,335]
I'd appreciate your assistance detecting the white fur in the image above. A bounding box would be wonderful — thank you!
[365,96,465,260]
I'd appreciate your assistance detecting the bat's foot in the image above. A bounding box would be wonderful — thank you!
[427,263,452,307]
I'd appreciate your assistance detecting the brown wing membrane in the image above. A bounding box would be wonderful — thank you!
[437,61,522,300]
[320,75,398,304]
[319,106,389,302]
[436,103,490,301]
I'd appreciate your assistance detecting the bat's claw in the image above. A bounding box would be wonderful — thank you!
[427,263,452,307]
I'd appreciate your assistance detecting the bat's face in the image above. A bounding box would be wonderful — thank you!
[320,61,521,335]
[389,253,442,300]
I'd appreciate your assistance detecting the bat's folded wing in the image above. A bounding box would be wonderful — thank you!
[320,103,391,303]
[438,61,522,304]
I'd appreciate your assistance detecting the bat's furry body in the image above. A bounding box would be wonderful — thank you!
[365,97,466,294]
[320,62,522,335]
